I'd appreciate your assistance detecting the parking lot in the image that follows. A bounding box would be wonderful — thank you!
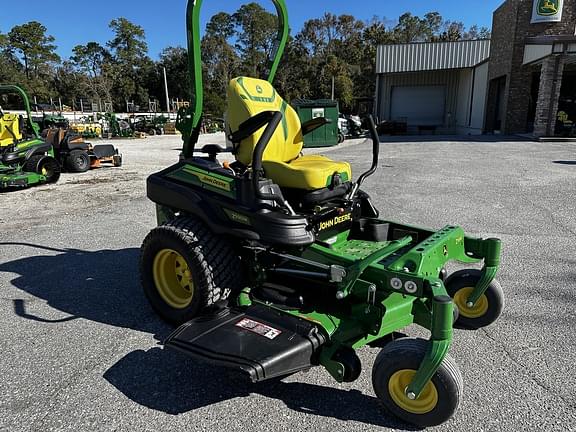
[1,134,576,431]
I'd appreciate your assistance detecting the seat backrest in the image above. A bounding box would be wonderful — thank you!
[227,77,303,166]
[0,113,23,146]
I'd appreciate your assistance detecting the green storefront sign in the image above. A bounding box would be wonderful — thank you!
[532,0,564,22]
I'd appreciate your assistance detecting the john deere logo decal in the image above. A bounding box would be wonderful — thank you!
[256,85,263,94]
[538,0,559,15]
[317,213,352,232]
[532,0,563,22]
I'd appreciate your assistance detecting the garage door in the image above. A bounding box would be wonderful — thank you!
[390,86,446,126]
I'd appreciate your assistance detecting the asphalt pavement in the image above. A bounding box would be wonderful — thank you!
[1,134,576,431]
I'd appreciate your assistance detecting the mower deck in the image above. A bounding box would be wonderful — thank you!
[166,304,327,382]
[0,168,46,189]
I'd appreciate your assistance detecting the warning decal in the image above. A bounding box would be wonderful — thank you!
[235,318,282,340]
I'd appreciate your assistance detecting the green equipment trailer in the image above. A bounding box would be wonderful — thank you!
[0,85,60,190]
[138,1,504,428]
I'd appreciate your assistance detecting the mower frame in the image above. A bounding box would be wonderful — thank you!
[142,0,504,426]
[0,85,60,189]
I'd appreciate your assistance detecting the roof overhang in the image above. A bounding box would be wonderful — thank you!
[376,39,491,74]
[523,36,576,65]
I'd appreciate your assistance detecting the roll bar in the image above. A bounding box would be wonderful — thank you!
[0,85,41,139]
[181,0,290,158]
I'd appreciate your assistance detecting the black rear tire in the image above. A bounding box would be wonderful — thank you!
[66,150,90,173]
[23,155,61,184]
[140,216,245,326]
[372,338,463,428]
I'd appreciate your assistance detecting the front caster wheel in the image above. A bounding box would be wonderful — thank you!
[113,154,123,167]
[445,269,504,329]
[140,216,245,326]
[372,338,463,428]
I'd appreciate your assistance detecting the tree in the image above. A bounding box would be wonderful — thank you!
[354,18,395,100]
[107,18,148,64]
[70,42,114,104]
[107,18,151,109]
[7,21,60,79]
[206,12,236,40]
[393,12,442,43]
[292,14,367,109]
[157,47,191,102]
[463,25,491,40]
[0,32,7,50]
[0,9,490,116]
[275,36,314,102]
[0,32,24,84]
[71,42,110,78]
[233,3,278,77]
[438,21,465,41]
[201,13,241,115]
[52,61,91,106]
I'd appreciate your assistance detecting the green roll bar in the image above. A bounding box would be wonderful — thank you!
[179,0,290,158]
[0,85,41,139]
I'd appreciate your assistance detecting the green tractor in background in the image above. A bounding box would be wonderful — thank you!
[0,85,60,190]
[130,114,168,136]
[32,110,69,131]
[101,112,133,138]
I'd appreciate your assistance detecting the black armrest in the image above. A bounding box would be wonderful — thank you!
[198,144,229,154]
[301,117,332,135]
[229,111,279,143]
[196,144,234,162]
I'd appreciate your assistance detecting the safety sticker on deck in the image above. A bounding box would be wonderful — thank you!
[235,318,282,340]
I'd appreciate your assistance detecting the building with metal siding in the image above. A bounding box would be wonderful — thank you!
[375,0,576,137]
[376,40,492,74]
[375,41,491,135]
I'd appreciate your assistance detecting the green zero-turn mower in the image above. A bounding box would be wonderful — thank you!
[139,0,504,427]
[0,85,61,190]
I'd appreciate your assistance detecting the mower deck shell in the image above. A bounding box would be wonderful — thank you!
[166,304,327,382]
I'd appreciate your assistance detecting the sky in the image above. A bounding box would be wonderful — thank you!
[0,0,505,60]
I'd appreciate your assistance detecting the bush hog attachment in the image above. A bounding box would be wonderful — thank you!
[139,0,504,428]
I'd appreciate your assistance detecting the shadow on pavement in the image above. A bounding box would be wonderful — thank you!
[0,242,416,429]
[553,160,576,165]
[103,347,418,430]
[0,242,170,337]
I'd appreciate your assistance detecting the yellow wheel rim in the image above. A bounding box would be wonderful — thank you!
[41,167,48,176]
[152,249,194,309]
[453,287,489,319]
[388,369,438,414]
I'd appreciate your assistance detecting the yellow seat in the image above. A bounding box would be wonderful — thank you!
[227,77,351,191]
[0,113,23,146]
